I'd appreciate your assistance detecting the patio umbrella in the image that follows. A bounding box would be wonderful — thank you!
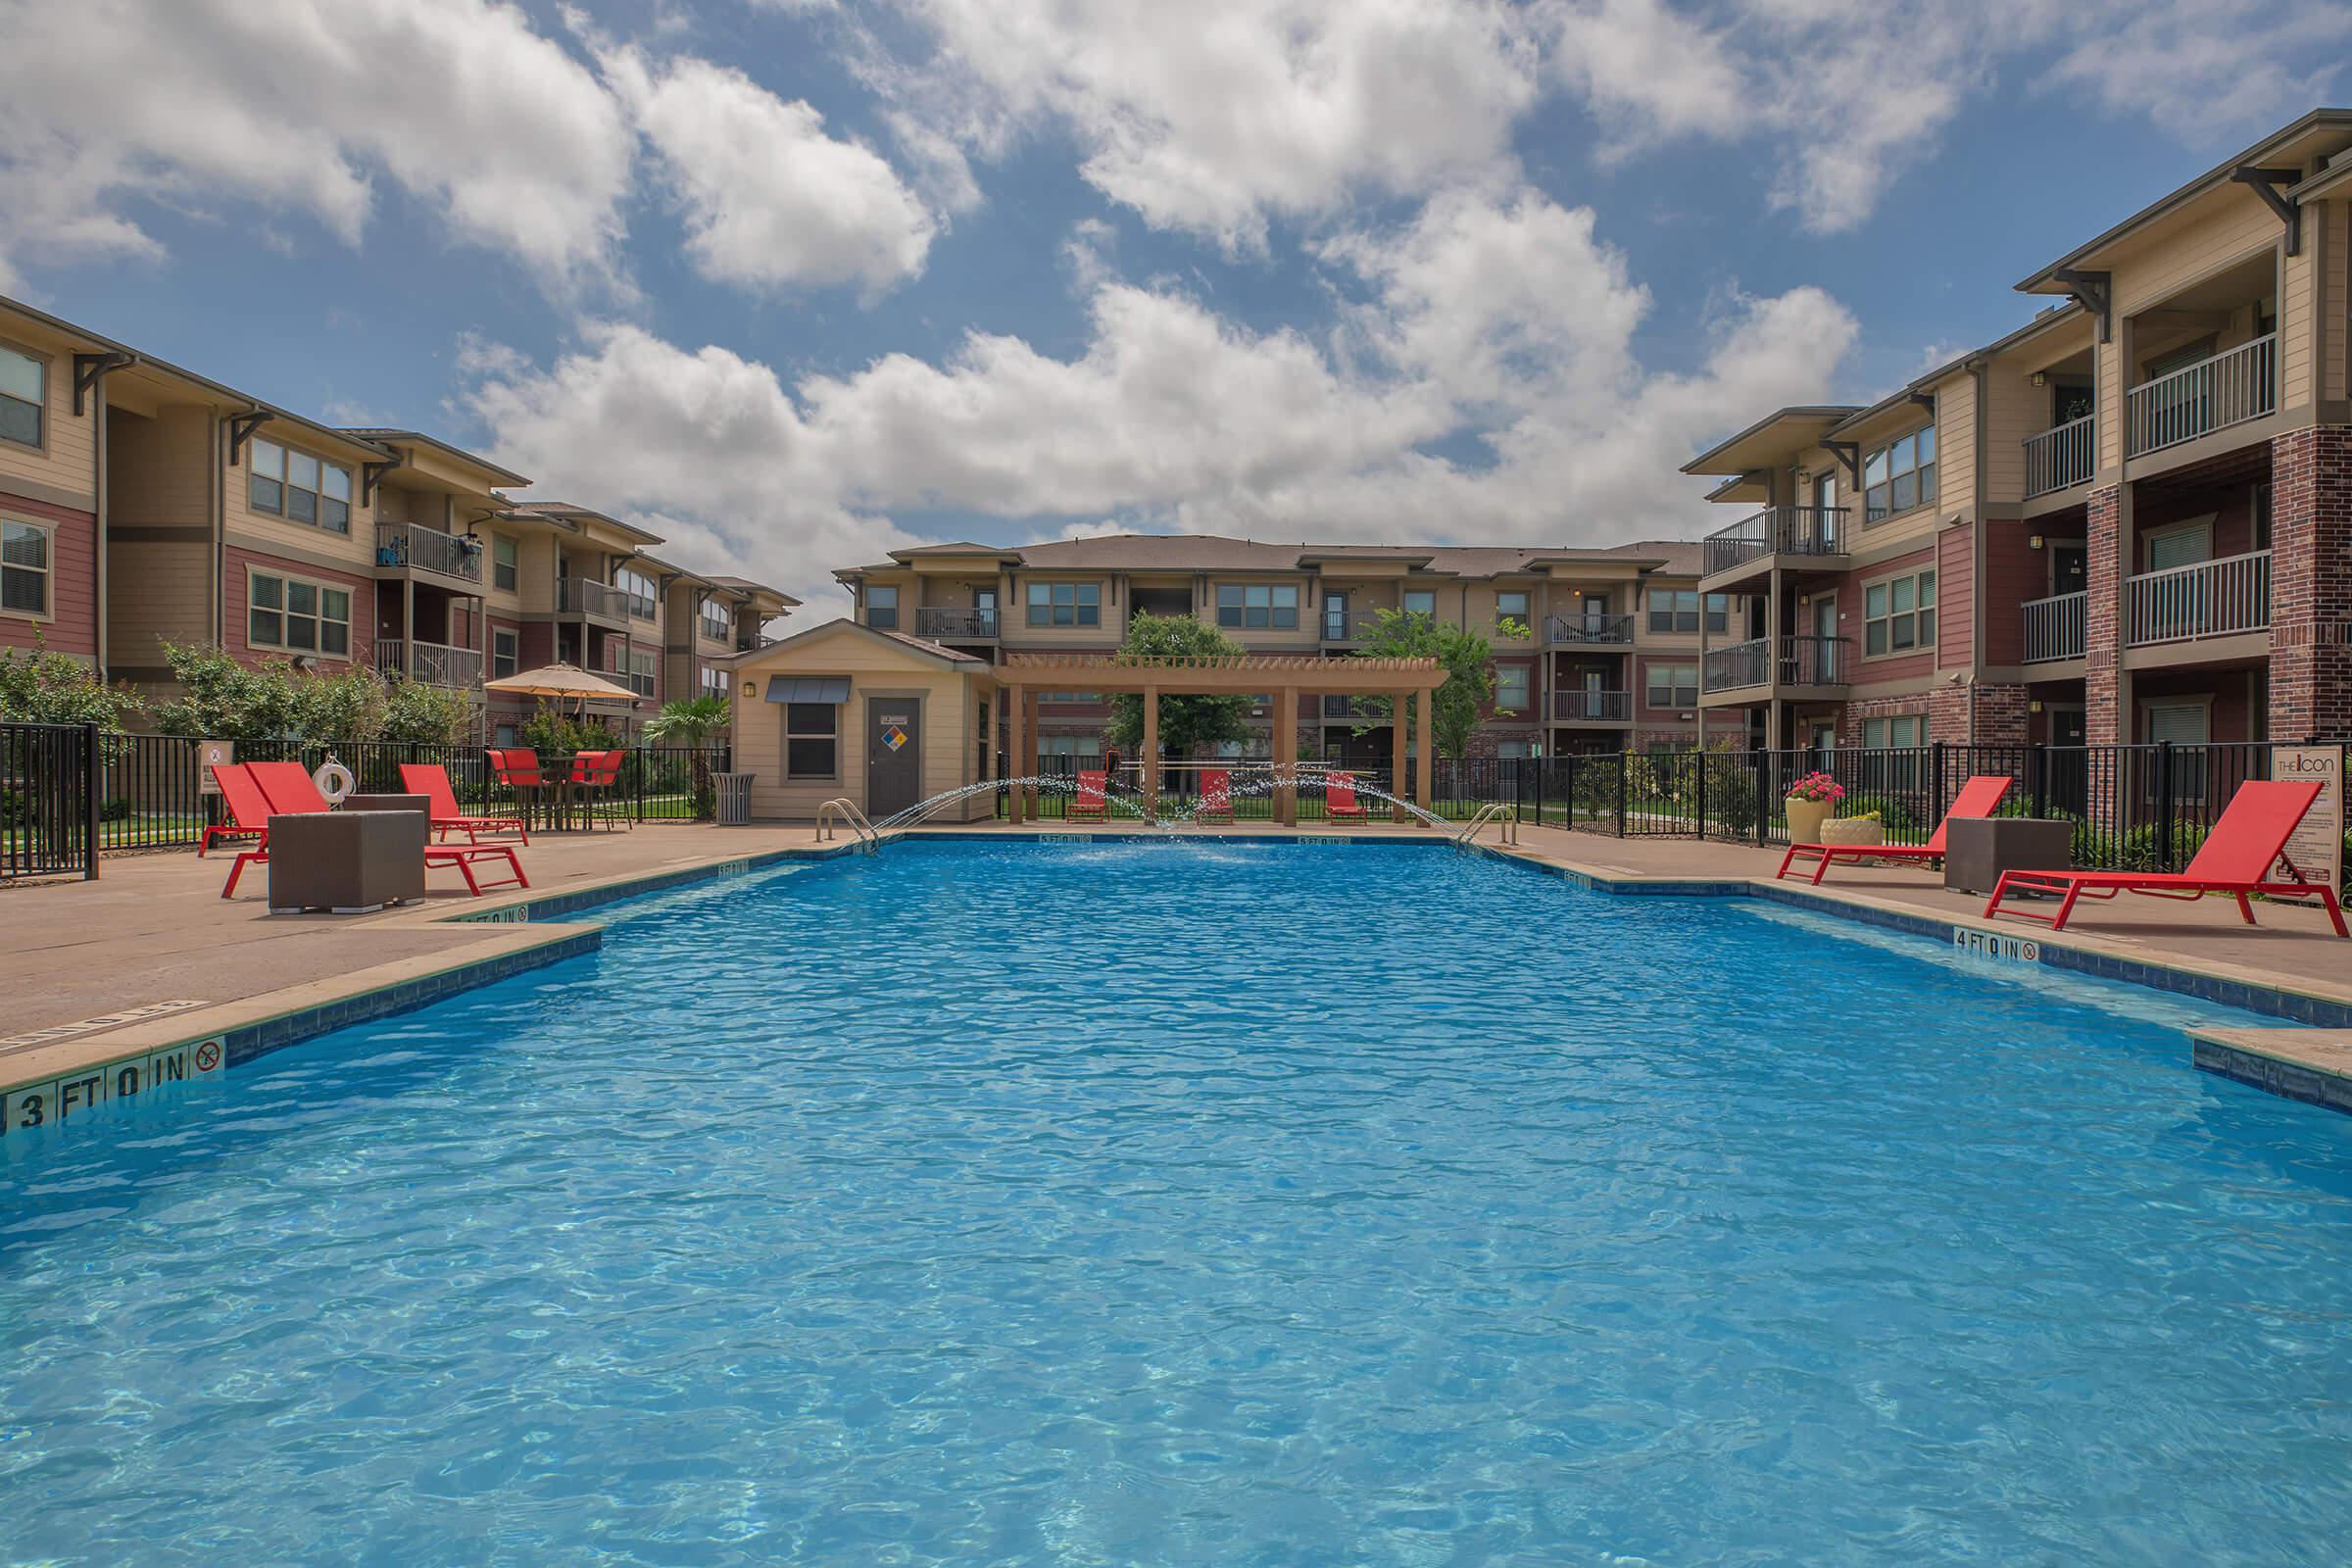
[484,662,637,713]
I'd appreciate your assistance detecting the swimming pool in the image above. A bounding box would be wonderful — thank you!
[5,840,2351,1563]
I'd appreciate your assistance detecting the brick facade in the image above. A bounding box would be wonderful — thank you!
[2083,483,2122,742]
[2266,426,2352,742]
[1969,681,2031,744]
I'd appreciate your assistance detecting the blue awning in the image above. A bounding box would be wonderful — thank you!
[765,676,852,704]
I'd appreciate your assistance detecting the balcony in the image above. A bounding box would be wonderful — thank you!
[915,607,1000,640]
[736,629,774,653]
[2127,334,2276,458]
[1703,634,1850,694]
[1552,689,1630,722]
[2021,591,2087,662]
[2124,550,2270,648]
[375,638,484,689]
[558,576,625,622]
[374,523,482,584]
[2022,414,2094,499]
[1320,610,1383,642]
[1321,696,1381,720]
[1544,612,1634,645]
[1701,506,1848,580]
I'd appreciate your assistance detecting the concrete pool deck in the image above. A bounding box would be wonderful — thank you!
[2,815,2347,1135]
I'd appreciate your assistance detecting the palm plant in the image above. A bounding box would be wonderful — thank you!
[642,694,732,819]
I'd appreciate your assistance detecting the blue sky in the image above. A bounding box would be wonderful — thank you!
[1,0,2344,614]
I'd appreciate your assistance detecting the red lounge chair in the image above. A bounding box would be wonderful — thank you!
[1327,770,1366,820]
[1776,774,2014,884]
[1069,769,1107,821]
[222,759,527,900]
[401,762,528,845]
[1984,778,2348,937]
[1198,768,1233,822]
[199,761,272,858]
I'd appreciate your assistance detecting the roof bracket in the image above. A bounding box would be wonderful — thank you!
[2230,166,2301,256]
[2053,269,2111,343]
[1907,391,1937,417]
[360,460,400,505]
[70,352,134,416]
[225,410,273,466]
[1823,441,1860,488]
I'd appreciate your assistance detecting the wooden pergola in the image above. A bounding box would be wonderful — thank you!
[993,652,1449,824]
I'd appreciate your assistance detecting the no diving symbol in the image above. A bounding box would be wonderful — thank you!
[194,1041,221,1073]
[883,725,908,753]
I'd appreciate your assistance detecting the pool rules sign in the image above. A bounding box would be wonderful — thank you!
[2278,747,2343,893]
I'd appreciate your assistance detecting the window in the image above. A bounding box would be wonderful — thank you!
[614,564,659,620]
[1216,583,1298,629]
[701,599,731,641]
[2143,519,2211,572]
[248,440,353,532]
[1863,569,1936,656]
[702,665,729,700]
[1042,691,1102,705]
[1027,581,1101,627]
[2,519,50,615]
[1645,590,1729,634]
[1403,589,1437,618]
[1495,740,1532,760]
[1644,662,1697,708]
[493,536,518,593]
[1494,591,1530,629]
[866,584,900,630]
[1494,664,1529,711]
[1862,424,1937,522]
[1862,714,1923,749]
[786,703,838,778]
[491,627,518,679]
[0,345,43,448]
[248,570,352,658]
[628,648,657,698]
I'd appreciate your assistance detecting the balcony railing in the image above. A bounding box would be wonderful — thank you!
[736,629,774,653]
[915,607,1001,639]
[2021,590,2087,662]
[2126,333,2275,458]
[374,638,484,689]
[374,523,483,583]
[559,576,621,618]
[1704,634,1851,693]
[1701,507,1848,578]
[1322,696,1381,720]
[1552,689,1630,721]
[1321,610,1383,641]
[2124,550,2270,647]
[2022,414,2094,499]
[1544,612,1635,645]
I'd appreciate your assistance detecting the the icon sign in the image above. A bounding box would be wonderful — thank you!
[883,725,908,753]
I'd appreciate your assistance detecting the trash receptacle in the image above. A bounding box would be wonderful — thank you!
[712,772,753,826]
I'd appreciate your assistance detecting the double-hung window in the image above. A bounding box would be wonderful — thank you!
[615,564,660,620]
[249,440,353,532]
[700,600,731,641]
[702,665,728,699]
[1863,570,1936,656]
[1402,589,1437,618]
[492,536,518,593]
[1862,714,1923,749]
[248,570,352,658]
[786,703,839,779]
[1863,425,1937,522]
[0,345,43,448]
[1644,662,1697,708]
[866,584,900,630]
[1494,664,1529,711]
[491,627,518,679]
[2,519,50,615]
[1027,582,1101,627]
[1216,583,1298,629]
[628,648,657,697]
[1494,591,1531,631]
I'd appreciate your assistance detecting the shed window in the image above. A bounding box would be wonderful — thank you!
[786,702,839,779]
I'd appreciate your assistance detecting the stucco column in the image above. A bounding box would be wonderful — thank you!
[1275,686,1297,825]
[1141,684,1159,820]
[1390,690,1409,822]
[1414,686,1433,814]
[1006,684,1026,823]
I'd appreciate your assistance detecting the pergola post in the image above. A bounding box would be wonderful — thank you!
[1141,684,1159,820]
[1414,687,1433,815]
[1390,690,1409,822]
[1275,685,1297,826]
[1006,683,1026,823]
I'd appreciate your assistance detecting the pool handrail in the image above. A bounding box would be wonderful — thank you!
[816,798,880,849]
[1455,802,1519,848]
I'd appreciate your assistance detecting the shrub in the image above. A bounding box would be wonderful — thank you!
[0,634,144,731]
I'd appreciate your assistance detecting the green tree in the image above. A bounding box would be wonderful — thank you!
[519,702,617,755]
[381,677,478,747]
[1105,612,1252,758]
[1349,607,1522,760]
[150,642,301,739]
[643,694,732,818]
[0,632,143,730]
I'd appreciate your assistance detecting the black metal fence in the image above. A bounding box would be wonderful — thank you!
[2,721,100,879]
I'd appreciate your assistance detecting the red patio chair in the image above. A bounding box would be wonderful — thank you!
[1984,778,2347,937]
[1068,769,1107,821]
[223,758,528,900]
[1198,767,1233,822]
[1776,774,2013,885]
[566,749,629,830]
[399,762,529,846]
[1326,770,1366,820]
[488,748,551,825]
[200,762,272,858]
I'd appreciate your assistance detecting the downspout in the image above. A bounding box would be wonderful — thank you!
[1970,358,1990,746]
[92,367,108,680]
[211,410,224,647]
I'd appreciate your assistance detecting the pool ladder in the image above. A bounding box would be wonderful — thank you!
[1455,803,1519,849]
[815,798,881,851]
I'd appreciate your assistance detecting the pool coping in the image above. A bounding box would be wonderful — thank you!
[8,825,2347,1139]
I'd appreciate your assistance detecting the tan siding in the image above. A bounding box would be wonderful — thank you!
[1982,361,2035,501]
[1935,373,1976,516]
[108,541,211,665]
[222,426,376,569]
[733,639,989,820]
[0,321,97,508]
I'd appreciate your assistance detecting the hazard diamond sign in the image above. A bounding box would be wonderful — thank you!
[883,725,908,753]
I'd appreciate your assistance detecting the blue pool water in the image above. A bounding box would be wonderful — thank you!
[6,841,2352,1564]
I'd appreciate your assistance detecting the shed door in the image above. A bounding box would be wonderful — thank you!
[867,701,923,818]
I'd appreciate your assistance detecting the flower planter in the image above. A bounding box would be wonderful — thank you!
[1818,817,1884,847]
[1785,797,1834,844]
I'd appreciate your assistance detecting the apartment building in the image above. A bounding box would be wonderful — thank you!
[0,296,792,741]
[1683,108,2352,754]
[833,534,1712,763]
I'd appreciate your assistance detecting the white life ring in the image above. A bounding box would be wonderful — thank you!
[314,760,357,805]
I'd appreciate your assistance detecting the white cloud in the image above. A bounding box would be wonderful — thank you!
[2041,0,2352,139]
[0,0,634,291]
[457,185,1857,598]
[600,46,937,294]
[867,0,1545,249]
